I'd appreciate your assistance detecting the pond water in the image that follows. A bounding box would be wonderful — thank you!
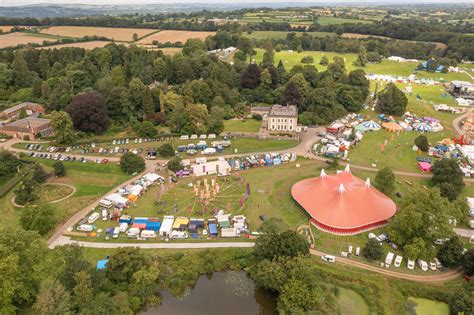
[142,271,277,315]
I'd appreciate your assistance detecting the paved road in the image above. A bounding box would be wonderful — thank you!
[452,110,469,136]
[454,228,474,238]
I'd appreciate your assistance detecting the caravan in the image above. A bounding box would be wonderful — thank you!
[385,252,395,265]
[418,259,428,271]
[321,255,336,263]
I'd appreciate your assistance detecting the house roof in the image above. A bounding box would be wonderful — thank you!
[291,167,396,230]
[268,104,298,117]
[2,102,43,115]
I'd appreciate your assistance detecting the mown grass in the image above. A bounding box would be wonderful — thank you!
[223,119,262,133]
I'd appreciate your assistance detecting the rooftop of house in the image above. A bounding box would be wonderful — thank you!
[451,81,474,88]
[1,102,43,115]
[3,117,51,129]
[268,104,298,118]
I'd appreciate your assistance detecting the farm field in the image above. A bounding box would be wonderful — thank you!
[40,26,157,42]
[143,47,183,55]
[0,32,58,48]
[223,119,262,133]
[136,30,215,44]
[0,26,14,33]
[317,16,373,25]
[37,40,114,50]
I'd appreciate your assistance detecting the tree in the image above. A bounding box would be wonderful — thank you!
[53,161,66,177]
[182,38,206,56]
[376,83,408,116]
[437,235,464,267]
[183,103,209,134]
[120,152,145,175]
[319,55,329,66]
[240,64,260,89]
[53,244,92,291]
[0,151,20,177]
[137,121,157,138]
[158,143,175,157]
[431,158,465,201]
[449,288,473,315]
[128,266,160,305]
[167,157,182,173]
[72,271,94,311]
[32,164,49,183]
[414,135,429,152]
[374,167,395,196]
[33,278,71,315]
[362,239,383,261]
[207,106,225,134]
[258,218,290,234]
[106,248,149,284]
[281,81,302,107]
[50,111,76,144]
[14,175,38,205]
[387,188,456,260]
[461,248,474,276]
[278,278,319,313]
[353,46,368,67]
[262,42,275,68]
[254,230,309,261]
[19,107,28,119]
[327,56,346,81]
[66,91,109,134]
[20,204,57,236]
[301,55,314,64]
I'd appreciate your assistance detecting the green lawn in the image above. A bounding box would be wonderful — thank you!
[317,16,373,25]
[337,287,369,315]
[408,297,449,315]
[223,119,262,133]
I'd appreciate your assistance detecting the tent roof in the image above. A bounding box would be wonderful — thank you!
[291,168,396,230]
[382,121,403,131]
[96,259,108,270]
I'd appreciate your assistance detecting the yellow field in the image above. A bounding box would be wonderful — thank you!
[136,30,215,44]
[0,26,14,33]
[37,40,117,50]
[139,46,183,55]
[0,32,55,49]
[40,26,156,42]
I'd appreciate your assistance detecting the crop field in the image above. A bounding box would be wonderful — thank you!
[136,30,215,44]
[40,26,157,42]
[0,32,57,48]
[316,16,372,25]
[0,26,14,33]
[141,47,183,55]
[37,40,114,50]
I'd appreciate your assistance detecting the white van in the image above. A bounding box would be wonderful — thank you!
[141,230,157,239]
[355,247,360,256]
[127,227,140,239]
[101,209,108,221]
[77,224,94,232]
[87,213,100,224]
[180,135,189,140]
[112,227,120,239]
[385,252,395,265]
[321,255,336,263]
[171,230,188,239]
[407,259,415,270]
[418,259,428,271]
[429,262,437,271]
[394,255,403,267]
[348,245,353,255]
[99,199,112,208]
[119,223,128,233]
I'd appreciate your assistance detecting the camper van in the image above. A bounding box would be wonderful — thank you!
[119,223,128,233]
[140,230,157,239]
[418,259,428,271]
[87,213,100,224]
[171,230,188,239]
[101,209,108,221]
[112,227,120,239]
[321,255,336,263]
[77,224,94,232]
[407,259,415,270]
[355,247,360,256]
[394,255,403,267]
[126,227,140,239]
[99,199,112,208]
[385,252,395,265]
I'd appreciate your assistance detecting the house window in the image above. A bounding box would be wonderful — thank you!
[289,125,292,130]
[271,125,275,130]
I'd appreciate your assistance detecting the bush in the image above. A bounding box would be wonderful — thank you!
[32,164,49,183]
[301,55,314,64]
[254,230,309,261]
[158,143,175,157]
[14,176,38,205]
[374,167,395,196]
[137,121,157,138]
[252,114,262,121]
[363,239,383,261]
[437,235,464,267]
[120,152,145,174]
[414,135,429,151]
[53,161,66,177]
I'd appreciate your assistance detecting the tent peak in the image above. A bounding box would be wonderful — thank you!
[338,184,346,194]
[365,178,371,188]
[320,169,327,178]
[344,164,351,174]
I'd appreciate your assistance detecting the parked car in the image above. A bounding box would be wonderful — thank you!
[321,255,336,263]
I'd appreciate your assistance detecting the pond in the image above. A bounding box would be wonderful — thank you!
[142,271,277,315]
[407,297,449,315]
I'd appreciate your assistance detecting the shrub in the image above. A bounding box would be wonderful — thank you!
[53,161,66,177]
[158,143,175,157]
[414,135,429,151]
[167,157,182,173]
[252,114,262,121]
[301,55,314,64]
[120,152,145,174]
[363,239,383,261]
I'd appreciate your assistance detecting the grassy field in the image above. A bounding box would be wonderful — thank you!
[40,26,156,42]
[0,158,131,235]
[136,30,215,45]
[37,40,114,50]
[337,287,369,315]
[223,119,262,133]
[243,31,334,40]
[408,297,449,315]
[35,183,74,203]
[317,16,373,25]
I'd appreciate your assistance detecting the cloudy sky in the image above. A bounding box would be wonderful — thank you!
[1,0,470,5]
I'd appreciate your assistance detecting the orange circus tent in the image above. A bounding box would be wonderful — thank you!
[291,166,397,235]
[382,121,403,132]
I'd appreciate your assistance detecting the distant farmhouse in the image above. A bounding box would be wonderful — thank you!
[0,102,44,120]
[0,117,52,140]
[447,81,474,100]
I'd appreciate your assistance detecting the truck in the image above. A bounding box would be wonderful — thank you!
[385,252,395,265]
